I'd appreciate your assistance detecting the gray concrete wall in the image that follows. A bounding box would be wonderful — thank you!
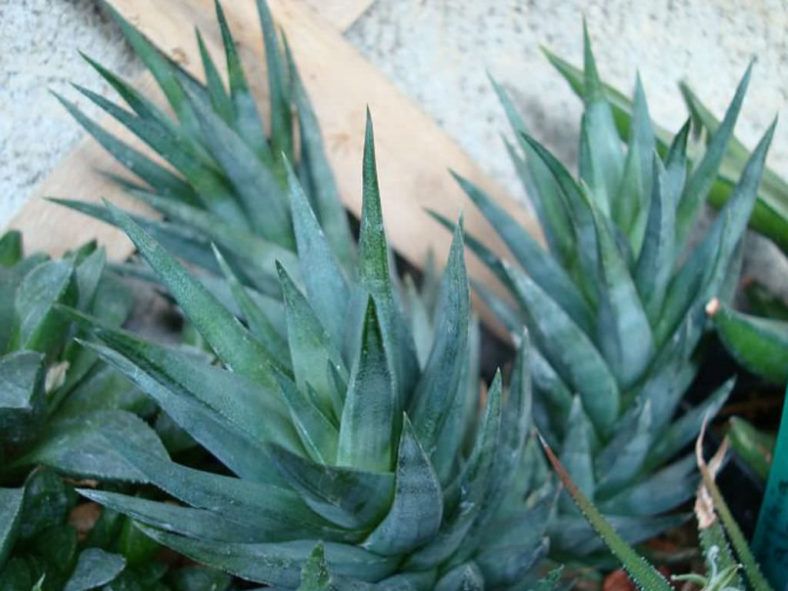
[2,0,786,291]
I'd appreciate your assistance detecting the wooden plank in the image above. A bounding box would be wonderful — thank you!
[7,0,543,331]
[305,0,373,31]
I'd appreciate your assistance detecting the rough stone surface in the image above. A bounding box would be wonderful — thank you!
[2,0,786,298]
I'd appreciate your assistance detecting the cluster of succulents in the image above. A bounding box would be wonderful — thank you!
[1,1,784,590]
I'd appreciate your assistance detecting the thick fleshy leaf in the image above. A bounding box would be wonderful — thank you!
[594,400,652,495]
[454,172,592,334]
[79,489,269,543]
[17,409,167,482]
[81,340,283,484]
[0,231,22,269]
[0,487,24,567]
[286,40,356,273]
[476,537,549,588]
[268,443,393,530]
[503,262,619,434]
[656,121,775,346]
[63,548,126,591]
[591,206,654,388]
[181,83,292,247]
[558,398,595,513]
[541,436,673,588]
[675,63,753,247]
[107,203,283,387]
[599,454,697,516]
[577,23,624,216]
[363,416,443,555]
[409,224,469,459]
[213,1,269,162]
[278,263,346,419]
[195,29,234,125]
[275,373,338,465]
[709,301,788,384]
[138,527,399,587]
[635,159,675,323]
[358,113,419,407]
[12,259,75,358]
[338,298,396,472]
[646,379,734,469]
[0,351,46,446]
[286,160,349,352]
[99,430,341,541]
[434,562,484,591]
[213,246,290,368]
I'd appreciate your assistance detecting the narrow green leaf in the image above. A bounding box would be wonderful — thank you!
[0,231,22,268]
[213,0,271,163]
[595,400,652,495]
[285,37,356,272]
[675,63,753,247]
[267,443,393,531]
[278,262,346,419]
[591,206,654,388]
[0,487,24,568]
[337,297,396,473]
[454,172,593,334]
[363,415,443,555]
[275,373,338,465]
[0,352,46,446]
[63,549,126,591]
[137,526,399,587]
[195,28,234,125]
[409,223,469,458]
[540,436,673,590]
[286,160,350,352]
[358,112,420,407]
[646,378,734,469]
[503,261,619,434]
[107,203,282,387]
[558,397,595,513]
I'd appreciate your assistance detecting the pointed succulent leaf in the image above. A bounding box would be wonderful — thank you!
[409,223,469,457]
[541,436,673,590]
[285,39,356,272]
[81,339,283,483]
[0,352,46,446]
[591,206,655,388]
[647,378,734,469]
[599,454,697,517]
[212,0,270,162]
[12,259,75,358]
[0,487,24,567]
[503,262,619,434]
[708,300,788,384]
[297,543,332,590]
[338,297,396,472]
[107,203,283,387]
[267,443,393,530]
[213,246,291,367]
[286,160,350,352]
[476,537,549,588]
[558,397,595,513]
[577,23,624,216]
[0,231,22,268]
[78,489,268,543]
[358,113,420,406]
[363,416,443,556]
[278,262,346,419]
[17,409,167,482]
[275,372,339,465]
[195,28,234,125]
[595,401,652,495]
[675,63,753,247]
[136,527,399,588]
[454,172,593,334]
[181,83,293,247]
[63,548,126,591]
[434,562,484,591]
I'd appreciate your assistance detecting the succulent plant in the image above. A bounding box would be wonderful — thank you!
[438,26,776,556]
[0,232,196,590]
[54,0,353,300]
[64,115,555,589]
